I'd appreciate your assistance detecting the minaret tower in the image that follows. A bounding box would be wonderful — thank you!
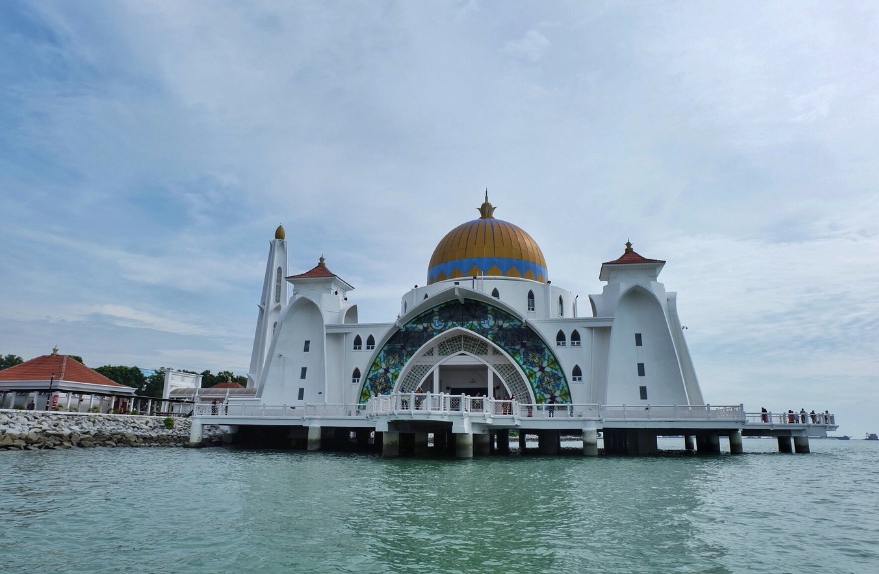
[247,224,289,388]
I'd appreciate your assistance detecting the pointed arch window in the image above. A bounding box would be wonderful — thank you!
[423,293,428,300]
[558,295,564,317]
[366,335,375,350]
[571,330,581,347]
[572,365,583,382]
[352,368,361,384]
[491,288,500,298]
[353,335,363,351]
[527,290,535,312]
[274,267,283,303]
[556,330,566,347]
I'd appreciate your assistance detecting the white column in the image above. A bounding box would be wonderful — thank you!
[189,420,204,445]
[583,428,598,456]
[455,432,474,459]
[88,394,95,411]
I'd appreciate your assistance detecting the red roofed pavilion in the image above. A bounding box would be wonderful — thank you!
[0,347,135,412]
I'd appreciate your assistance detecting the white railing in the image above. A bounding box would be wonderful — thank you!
[191,394,835,427]
[745,411,835,425]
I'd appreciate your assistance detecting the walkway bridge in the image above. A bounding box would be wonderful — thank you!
[189,393,837,457]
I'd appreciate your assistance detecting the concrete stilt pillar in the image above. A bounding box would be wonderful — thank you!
[777,436,792,453]
[474,433,490,456]
[583,429,598,456]
[793,435,810,454]
[433,430,448,453]
[307,427,322,451]
[455,432,474,458]
[729,431,744,454]
[414,432,429,455]
[518,432,527,453]
[538,430,560,455]
[382,431,400,458]
[355,429,370,451]
[695,435,708,452]
[188,420,203,446]
[685,435,696,451]
[496,429,510,454]
[372,432,382,452]
[704,434,721,453]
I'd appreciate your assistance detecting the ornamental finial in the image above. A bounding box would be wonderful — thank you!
[318,255,326,267]
[625,240,633,253]
[478,188,496,219]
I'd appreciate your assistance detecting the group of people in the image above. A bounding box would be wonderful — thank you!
[760,407,832,424]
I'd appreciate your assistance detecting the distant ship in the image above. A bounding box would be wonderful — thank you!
[866,433,878,441]
[832,435,851,440]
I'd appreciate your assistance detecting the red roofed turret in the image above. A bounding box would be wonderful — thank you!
[599,241,665,281]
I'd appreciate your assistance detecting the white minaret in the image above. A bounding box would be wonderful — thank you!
[247,224,289,388]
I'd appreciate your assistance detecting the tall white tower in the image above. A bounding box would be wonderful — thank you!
[247,224,289,388]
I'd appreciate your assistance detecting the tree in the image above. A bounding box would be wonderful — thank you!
[94,365,148,394]
[68,355,84,364]
[144,369,168,398]
[0,354,23,371]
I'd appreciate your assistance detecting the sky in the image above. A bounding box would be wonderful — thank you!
[1,1,877,437]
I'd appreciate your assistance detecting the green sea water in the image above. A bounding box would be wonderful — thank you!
[1,438,876,574]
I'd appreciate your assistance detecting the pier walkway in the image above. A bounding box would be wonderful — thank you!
[189,393,837,457]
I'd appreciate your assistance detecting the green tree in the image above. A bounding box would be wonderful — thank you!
[200,370,218,388]
[94,365,148,394]
[68,355,84,364]
[144,369,168,398]
[0,354,23,371]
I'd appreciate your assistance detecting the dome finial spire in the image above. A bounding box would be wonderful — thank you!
[478,189,496,219]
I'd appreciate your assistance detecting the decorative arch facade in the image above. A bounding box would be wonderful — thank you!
[359,299,571,404]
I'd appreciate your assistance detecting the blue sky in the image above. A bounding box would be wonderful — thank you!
[1,1,877,436]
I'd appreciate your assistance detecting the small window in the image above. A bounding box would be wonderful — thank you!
[637,363,645,377]
[303,340,310,352]
[491,288,500,298]
[352,368,361,384]
[366,335,375,350]
[274,267,282,303]
[558,295,564,317]
[353,335,362,351]
[297,388,305,401]
[273,321,277,334]
[424,293,428,300]
[639,385,648,400]
[300,367,307,379]
[635,333,642,346]
[572,365,582,382]
[527,290,535,312]
[571,330,581,347]
[404,301,408,313]
[556,330,566,347]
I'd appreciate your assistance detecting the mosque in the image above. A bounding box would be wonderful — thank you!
[248,192,702,413]
[190,193,835,456]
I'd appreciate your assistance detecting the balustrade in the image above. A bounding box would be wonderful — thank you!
[190,393,834,428]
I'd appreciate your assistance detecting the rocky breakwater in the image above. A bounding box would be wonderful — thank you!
[0,410,223,450]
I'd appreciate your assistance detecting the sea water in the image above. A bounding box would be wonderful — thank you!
[1,439,876,574]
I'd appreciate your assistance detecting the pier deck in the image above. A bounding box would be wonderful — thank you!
[188,393,837,456]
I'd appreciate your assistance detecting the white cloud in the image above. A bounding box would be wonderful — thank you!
[503,30,550,62]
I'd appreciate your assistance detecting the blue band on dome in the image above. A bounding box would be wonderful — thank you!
[428,257,547,283]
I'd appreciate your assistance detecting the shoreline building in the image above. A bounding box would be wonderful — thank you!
[0,348,135,413]
[190,194,836,456]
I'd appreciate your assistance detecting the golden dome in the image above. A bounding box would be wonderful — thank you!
[427,193,547,285]
[275,224,285,240]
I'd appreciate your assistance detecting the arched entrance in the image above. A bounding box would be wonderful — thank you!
[359,298,570,403]
[394,330,534,402]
